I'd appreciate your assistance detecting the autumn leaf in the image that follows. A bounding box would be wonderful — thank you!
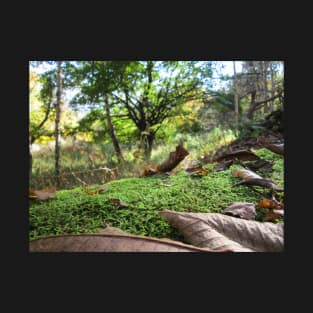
[232,178,283,192]
[213,149,260,163]
[29,187,56,201]
[160,210,284,252]
[157,139,189,173]
[263,209,284,222]
[109,198,128,208]
[82,184,109,195]
[232,168,263,180]
[140,139,189,177]
[186,167,209,176]
[222,202,257,220]
[258,199,284,210]
[140,165,159,177]
[160,181,173,187]
[213,160,233,172]
[29,232,222,252]
[184,159,208,176]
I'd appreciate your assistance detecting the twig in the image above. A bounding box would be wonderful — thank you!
[71,171,88,186]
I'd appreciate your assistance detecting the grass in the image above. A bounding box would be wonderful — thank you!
[29,148,284,242]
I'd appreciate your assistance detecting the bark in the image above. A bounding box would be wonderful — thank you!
[104,95,124,163]
[233,61,239,127]
[262,62,269,113]
[246,91,282,120]
[247,91,257,119]
[270,62,275,112]
[55,61,62,185]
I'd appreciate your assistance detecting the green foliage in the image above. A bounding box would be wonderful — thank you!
[30,164,271,242]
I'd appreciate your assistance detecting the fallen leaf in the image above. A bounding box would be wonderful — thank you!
[29,233,225,252]
[160,181,173,187]
[258,137,284,155]
[213,149,260,163]
[244,159,273,173]
[157,139,189,173]
[232,168,263,180]
[232,178,283,192]
[263,209,284,222]
[185,167,209,176]
[140,165,159,177]
[184,159,209,176]
[222,202,257,220]
[82,184,109,195]
[109,198,128,208]
[258,199,284,210]
[213,160,233,172]
[140,139,189,177]
[29,187,56,201]
[160,210,284,252]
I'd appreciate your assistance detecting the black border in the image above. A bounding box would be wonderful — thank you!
[5,30,298,298]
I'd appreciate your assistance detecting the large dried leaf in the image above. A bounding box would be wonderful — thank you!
[258,137,284,155]
[213,160,233,172]
[140,139,189,177]
[29,233,227,253]
[140,165,159,177]
[232,168,263,180]
[109,198,128,208]
[82,184,109,195]
[263,209,284,222]
[244,159,273,173]
[258,199,284,210]
[157,139,189,173]
[160,210,284,252]
[233,178,283,192]
[222,202,257,220]
[213,149,260,163]
[29,187,56,201]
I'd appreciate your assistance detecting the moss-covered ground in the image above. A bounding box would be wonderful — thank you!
[29,148,284,242]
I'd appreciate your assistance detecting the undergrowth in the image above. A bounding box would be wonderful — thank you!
[29,147,284,242]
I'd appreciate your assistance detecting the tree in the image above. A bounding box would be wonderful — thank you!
[237,61,283,120]
[111,61,212,160]
[233,61,239,127]
[55,61,62,182]
[69,61,128,163]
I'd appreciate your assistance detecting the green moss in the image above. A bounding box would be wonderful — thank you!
[29,150,284,242]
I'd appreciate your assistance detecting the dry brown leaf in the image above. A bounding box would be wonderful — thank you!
[233,178,284,192]
[157,139,189,173]
[29,187,56,201]
[258,199,284,210]
[222,202,256,220]
[185,167,209,176]
[140,139,189,177]
[160,181,173,187]
[160,210,284,252]
[258,137,284,155]
[140,164,159,177]
[213,149,260,162]
[109,198,128,208]
[263,209,284,222]
[213,160,233,172]
[29,233,228,252]
[232,168,263,180]
[82,184,109,195]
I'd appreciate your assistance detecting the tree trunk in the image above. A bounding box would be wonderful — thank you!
[55,61,62,186]
[247,91,257,119]
[143,132,155,161]
[104,95,124,163]
[233,61,239,127]
[262,61,269,113]
[270,62,275,112]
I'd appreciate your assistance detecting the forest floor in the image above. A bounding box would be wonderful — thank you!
[29,147,283,243]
